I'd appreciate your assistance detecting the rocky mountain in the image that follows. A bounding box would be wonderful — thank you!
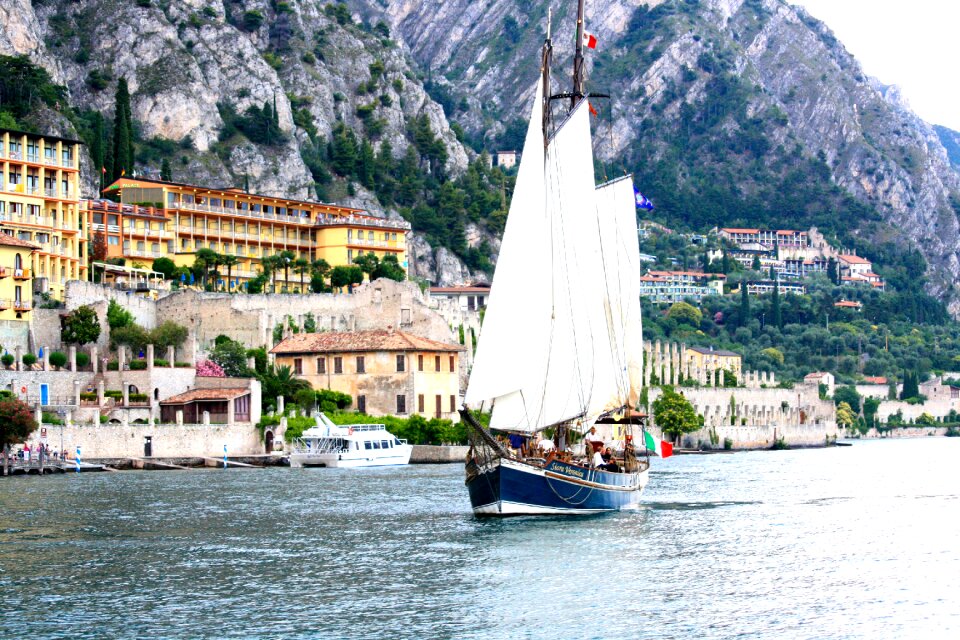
[0,0,497,285]
[348,0,960,316]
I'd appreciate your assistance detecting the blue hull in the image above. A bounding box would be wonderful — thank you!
[466,458,648,516]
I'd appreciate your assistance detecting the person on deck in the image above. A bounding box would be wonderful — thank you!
[584,427,603,453]
[592,447,605,469]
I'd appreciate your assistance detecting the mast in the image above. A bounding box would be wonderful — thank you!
[541,8,553,145]
[571,0,586,109]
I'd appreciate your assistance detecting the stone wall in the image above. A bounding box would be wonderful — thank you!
[647,382,837,449]
[0,368,94,406]
[155,278,455,354]
[65,280,159,328]
[29,422,263,459]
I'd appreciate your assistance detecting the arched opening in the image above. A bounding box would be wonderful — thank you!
[154,388,160,400]
[128,385,139,395]
[14,253,22,271]
[265,430,274,453]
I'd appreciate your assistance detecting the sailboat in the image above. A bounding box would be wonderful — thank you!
[459,1,650,516]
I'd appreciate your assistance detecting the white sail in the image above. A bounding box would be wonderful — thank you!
[464,79,549,410]
[594,175,644,409]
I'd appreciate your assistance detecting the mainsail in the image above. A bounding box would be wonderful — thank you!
[465,80,644,433]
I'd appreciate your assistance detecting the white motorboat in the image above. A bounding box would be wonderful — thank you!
[289,413,412,468]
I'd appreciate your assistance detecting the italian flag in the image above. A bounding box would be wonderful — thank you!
[643,431,673,458]
[582,31,598,49]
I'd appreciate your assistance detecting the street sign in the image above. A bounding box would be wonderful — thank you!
[40,428,47,439]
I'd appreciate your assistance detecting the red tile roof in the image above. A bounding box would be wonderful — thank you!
[834,300,863,308]
[863,376,888,385]
[270,329,464,355]
[839,254,871,265]
[721,228,760,234]
[0,234,39,250]
[160,388,249,405]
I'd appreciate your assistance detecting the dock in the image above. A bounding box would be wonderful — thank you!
[2,459,107,476]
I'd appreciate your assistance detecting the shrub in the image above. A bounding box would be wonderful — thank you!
[196,360,225,377]
[241,9,264,31]
[22,353,37,366]
[1,354,13,367]
[104,390,123,399]
[130,360,147,370]
[174,361,191,368]
[107,360,119,370]
[75,352,90,368]
[41,411,63,425]
[79,392,98,402]
[129,393,149,403]
[107,299,134,329]
[49,351,67,369]
[153,358,169,367]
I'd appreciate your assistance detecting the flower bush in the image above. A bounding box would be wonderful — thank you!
[196,360,226,377]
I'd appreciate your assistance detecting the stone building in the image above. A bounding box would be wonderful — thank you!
[271,329,464,421]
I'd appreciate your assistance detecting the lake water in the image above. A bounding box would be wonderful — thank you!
[1,438,958,639]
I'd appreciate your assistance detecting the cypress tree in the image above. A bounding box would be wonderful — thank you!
[272,92,280,131]
[112,78,133,180]
[739,282,750,325]
[160,158,172,182]
[771,279,781,329]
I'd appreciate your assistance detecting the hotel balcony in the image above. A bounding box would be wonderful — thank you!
[13,299,31,311]
[0,299,8,310]
[13,268,31,280]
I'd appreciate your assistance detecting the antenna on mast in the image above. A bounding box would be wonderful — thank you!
[541,7,554,145]
[572,0,586,109]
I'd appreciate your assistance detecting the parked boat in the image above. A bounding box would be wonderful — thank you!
[460,0,651,516]
[289,413,412,468]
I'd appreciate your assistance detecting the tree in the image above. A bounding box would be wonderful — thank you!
[49,351,67,370]
[771,279,782,329]
[220,254,239,291]
[294,257,310,293]
[107,299,134,329]
[667,302,702,327]
[276,250,296,292]
[739,283,750,326]
[653,386,701,444]
[150,321,188,351]
[373,254,405,281]
[257,364,312,411]
[900,371,920,400]
[836,401,856,428]
[353,252,379,277]
[160,158,172,181]
[91,230,108,263]
[110,324,149,352]
[152,257,177,280]
[111,78,134,180]
[833,385,861,413]
[827,257,840,285]
[209,338,251,377]
[62,305,101,345]
[1,391,37,474]
[330,265,364,291]
[194,248,219,288]
[751,254,761,271]
[310,258,331,293]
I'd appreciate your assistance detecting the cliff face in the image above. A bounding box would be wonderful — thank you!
[0,0,487,285]
[350,0,960,314]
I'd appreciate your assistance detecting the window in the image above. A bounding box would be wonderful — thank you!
[334,357,343,374]
[347,249,353,261]
[450,395,456,412]
[418,394,424,413]
[364,441,372,450]
[317,357,326,374]
[368,231,374,240]
[449,356,455,371]
[357,395,366,413]
[418,354,423,371]
[381,440,390,449]
[435,395,442,418]
[396,395,406,414]
[396,354,405,372]
[293,358,302,375]
[347,229,353,240]
[356,356,365,374]
[435,355,441,371]
[107,236,119,245]
[372,440,380,449]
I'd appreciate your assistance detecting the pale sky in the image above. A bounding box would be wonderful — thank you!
[791,0,960,130]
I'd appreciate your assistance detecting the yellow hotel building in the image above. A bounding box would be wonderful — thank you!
[94,178,410,291]
[0,233,37,323]
[0,128,85,301]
